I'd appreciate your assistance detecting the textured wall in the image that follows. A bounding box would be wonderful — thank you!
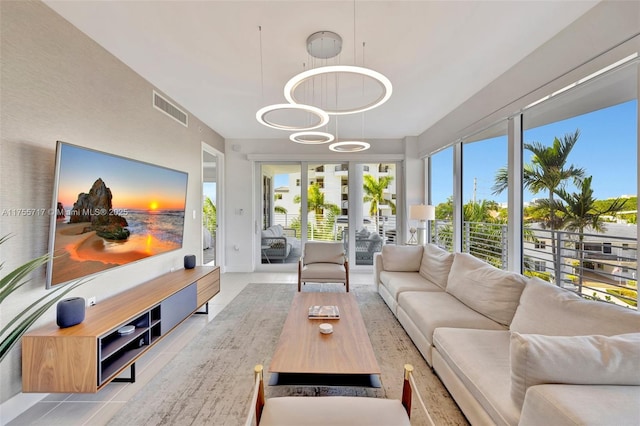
[0,0,223,403]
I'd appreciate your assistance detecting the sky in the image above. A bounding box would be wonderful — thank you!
[56,143,188,211]
[432,99,637,206]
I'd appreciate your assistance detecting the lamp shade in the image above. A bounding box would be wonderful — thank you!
[409,204,435,221]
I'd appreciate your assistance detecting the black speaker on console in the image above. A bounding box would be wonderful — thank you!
[56,297,85,328]
[184,254,196,269]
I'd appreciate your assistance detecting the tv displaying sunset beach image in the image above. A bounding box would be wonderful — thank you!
[46,141,188,288]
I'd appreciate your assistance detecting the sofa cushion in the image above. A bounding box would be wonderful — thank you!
[398,291,506,348]
[433,328,520,426]
[446,253,527,326]
[300,263,346,281]
[379,271,443,300]
[418,244,454,289]
[510,277,640,336]
[260,396,410,426]
[519,384,640,426]
[381,245,423,271]
[510,332,640,408]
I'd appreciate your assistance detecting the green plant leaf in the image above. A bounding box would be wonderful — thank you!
[0,234,90,363]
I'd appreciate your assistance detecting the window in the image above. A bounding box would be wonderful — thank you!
[535,241,546,250]
[522,58,637,302]
[462,121,509,268]
[429,147,454,250]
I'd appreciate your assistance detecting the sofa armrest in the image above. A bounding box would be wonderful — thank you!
[520,384,640,426]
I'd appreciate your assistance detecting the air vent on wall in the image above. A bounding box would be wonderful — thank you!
[153,90,188,127]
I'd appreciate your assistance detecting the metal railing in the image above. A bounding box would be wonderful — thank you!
[431,219,637,309]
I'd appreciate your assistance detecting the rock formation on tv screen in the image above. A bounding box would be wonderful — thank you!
[68,178,130,240]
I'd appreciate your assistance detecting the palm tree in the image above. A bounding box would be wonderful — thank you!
[363,175,396,232]
[293,184,340,240]
[540,176,626,293]
[493,129,585,283]
[203,196,216,234]
[293,183,339,215]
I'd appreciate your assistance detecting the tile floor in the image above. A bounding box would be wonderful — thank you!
[7,271,373,426]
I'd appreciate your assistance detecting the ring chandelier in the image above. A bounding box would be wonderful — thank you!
[284,65,392,116]
[255,104,329,131]
[289,131,335,144]
[329,141,370,152]
[256,31,391,152]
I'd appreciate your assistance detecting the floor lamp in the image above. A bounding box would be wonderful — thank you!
[410,204,435,245]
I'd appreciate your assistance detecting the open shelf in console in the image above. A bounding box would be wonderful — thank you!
[98,311,152,385]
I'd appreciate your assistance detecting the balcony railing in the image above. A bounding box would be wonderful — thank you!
[431,220,637,309]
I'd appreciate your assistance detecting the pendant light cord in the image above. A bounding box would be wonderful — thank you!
[258,26,264,101]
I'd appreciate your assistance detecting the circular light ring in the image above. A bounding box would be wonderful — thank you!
[329,141,370,152]
[284,65,392,116]
[256,103,329,131]
[290,131,335,144]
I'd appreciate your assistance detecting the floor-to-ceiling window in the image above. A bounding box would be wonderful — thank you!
[462,122,509,268]
[522,58,638,308]
[429,147,454,250]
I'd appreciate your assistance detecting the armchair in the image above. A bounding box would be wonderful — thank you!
[298,241,349,292]
[245,364,435,426]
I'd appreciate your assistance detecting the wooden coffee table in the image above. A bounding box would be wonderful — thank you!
[268,292,381,387]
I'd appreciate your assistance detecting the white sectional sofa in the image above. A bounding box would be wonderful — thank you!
[374,244,640,426]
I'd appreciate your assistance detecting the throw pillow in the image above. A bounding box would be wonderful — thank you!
[367,233,383,252]
[446,253,527,326]
[510,332,640,408]
[418,244,454,289]
[261,227,277,238]
[510,277,640,336]
[381,245,423,271]
[270,241,285,249]
[356,227,370,238]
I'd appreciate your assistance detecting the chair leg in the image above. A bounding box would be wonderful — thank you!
[345,263,350,292]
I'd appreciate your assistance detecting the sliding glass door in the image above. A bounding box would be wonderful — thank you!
[258,161,401,268]
[259,164,301,264]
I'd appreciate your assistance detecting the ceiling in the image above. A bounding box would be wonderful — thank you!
[43,1,599,141]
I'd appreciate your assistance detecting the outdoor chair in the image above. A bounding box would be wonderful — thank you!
[298,241,349,292]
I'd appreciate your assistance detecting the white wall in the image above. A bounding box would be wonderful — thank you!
[0,0,224,407]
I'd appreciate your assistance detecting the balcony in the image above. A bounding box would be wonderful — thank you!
[431,220,637,309]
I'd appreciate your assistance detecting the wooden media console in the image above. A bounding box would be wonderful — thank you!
[22,266,219,393]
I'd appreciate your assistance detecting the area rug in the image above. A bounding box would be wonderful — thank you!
[108,283,467,425]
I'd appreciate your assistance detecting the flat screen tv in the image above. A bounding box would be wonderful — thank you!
[46,141,188,288]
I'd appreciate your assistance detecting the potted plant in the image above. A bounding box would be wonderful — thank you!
[0,234,88,362]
